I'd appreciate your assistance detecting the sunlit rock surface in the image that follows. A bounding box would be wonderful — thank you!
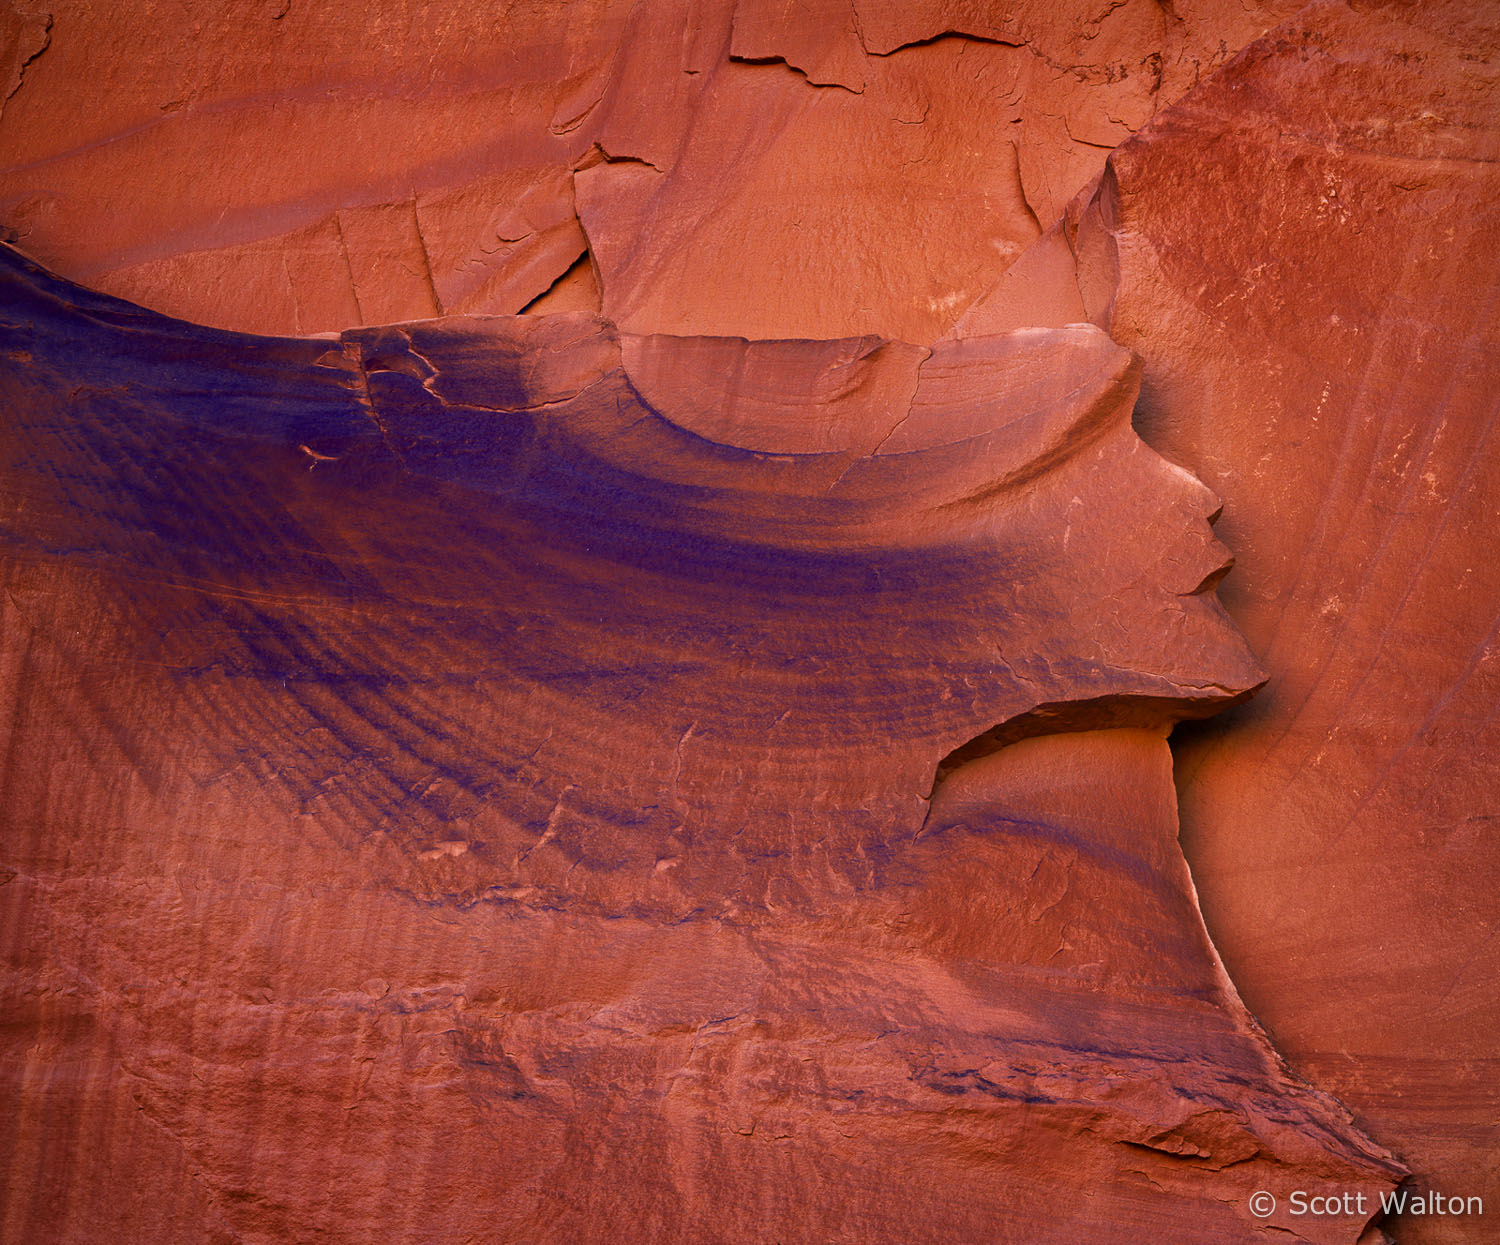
[0,0,1301,338]
[2,0,1497,1241]
[958,4,1500,1239]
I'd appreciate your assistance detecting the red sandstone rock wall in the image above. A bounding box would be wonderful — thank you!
[0,0,1304,338]
[2,1,1496,1242]
[959,6,1500,1238]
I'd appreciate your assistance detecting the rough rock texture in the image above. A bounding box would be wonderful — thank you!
[958,3,1500,1240]
[2,0,1497,1241]
[0,0,1302,339]
[0,248,1405,1241]
[1107,8,1499,1241]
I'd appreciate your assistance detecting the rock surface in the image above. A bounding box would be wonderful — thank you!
[956,3,1500,1240]
[0,247,1403,1241]
[0,0,1301,339]
[2,0,1497,1241]
[1101,9,1500,1241]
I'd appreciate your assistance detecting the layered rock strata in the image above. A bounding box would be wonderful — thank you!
[2,0,1496,1240]
[1,248,1401,1241]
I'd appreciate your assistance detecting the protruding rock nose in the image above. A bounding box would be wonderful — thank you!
[1195,475,1243,596]
[1159,453,1225,523]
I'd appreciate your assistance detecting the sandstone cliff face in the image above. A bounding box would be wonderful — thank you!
[959,5,1500,1239]
[1092,9,1500,1241]
[1,1,1495,1242]
[0,0,1303,339]
[0,245,1400,1243]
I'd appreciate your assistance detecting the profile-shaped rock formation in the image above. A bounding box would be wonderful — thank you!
[3,2,1495,1239]
[1,245,1401,1241]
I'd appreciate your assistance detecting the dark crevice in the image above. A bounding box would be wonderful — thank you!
[573,141,664,174]
[517,247,600,316]
[927,689,1262,801]
[726,52,863,94]
[859,28,1024,58]
[1,6,51,112]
